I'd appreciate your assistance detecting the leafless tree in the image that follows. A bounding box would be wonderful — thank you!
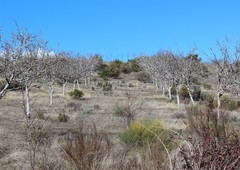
[208,39,240,119]
[0,33,22,98]
[2,25,50,169]
[55,52,72,95]
[179,54,202,104]
[41,54,57,106]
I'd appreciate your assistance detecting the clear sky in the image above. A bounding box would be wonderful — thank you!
[0,0,240,61]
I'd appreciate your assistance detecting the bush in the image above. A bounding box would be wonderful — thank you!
[214,95,238,111]
[94,104,101,110]
[192,86,201,101]
[202,82,212,90]
[120,120,172,147]
[178,99,240,170]
[179,85,201,102]
[69,89,84,100]
[120,63,132,74]
[65,102,82,112]
[58,113,69,122]
[98,61,122,79]
[128,83,134,87]
[114,91,144,126]
[35,109,45,120]
[61,124,110,170]
[135,71,151,82]
[102,81,112,91]
[179,85,189,100]
[200,92,214,102]
[128,59,141,72]
[31,125,49,144]
[97,82,103,87]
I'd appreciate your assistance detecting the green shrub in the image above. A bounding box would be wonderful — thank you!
[179,85,189,100]
[58,113,70,122]
[35,109,45,120]
[200,92,214,102]
[214,95,238,111]
[128,59,141,72]
[120,120,171,147]
[94,104,101,110]
[113,105,125,116]
[128,83,134,87]
[202,82,212,90]
[98,61,121,79]
[102,81,112,91]
[135,71,151,82]
[192,86,201,101]
[120,63,132,74]
[31,125,49,144]
[69,89,84,100]
[97,82,103,87]
[186,103,201,115]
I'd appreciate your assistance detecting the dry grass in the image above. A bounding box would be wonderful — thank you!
[1,79,238,169]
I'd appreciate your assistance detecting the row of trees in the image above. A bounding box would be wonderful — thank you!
[0,26,100,105]
[137,41,240,118]
[0,26,99,169]
[138,52,202,105]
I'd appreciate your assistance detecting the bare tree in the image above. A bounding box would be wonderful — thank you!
[2,25,49,169]
[42,54,57,106]
[0,34,22,99]
[55,52,72,95]
[179,54,202,104]
[209,39,240,119]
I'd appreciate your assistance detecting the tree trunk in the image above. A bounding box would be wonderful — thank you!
[49,83,54,106]
[24,83,34,169]
[186,85,195,105]
[175,85,180,105]
[62,83,66,95]
[0,75,13,99]
[85,77,87,86]
[72,80,76,91]
[217,91,223,119]
[168,86,172,100]
[0,82,9,99]
[162,86,165,96]
[77,79,80,89]
[88,77,90,86]
[26,117,34,170]
[25,84,31,118]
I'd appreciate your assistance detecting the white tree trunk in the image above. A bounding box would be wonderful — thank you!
[0,82,9,99]
[0,75,13,99]
[175,85,180,105]
[168,86,172,100]
[73,80,76,91]
[186,86,195,105]
[85,77,87,86]
[25,84,31,118]
[162,86,165,96]
[62,83,66,95]
[88,77,90,86]
[49,83,54,106]
[217,91,223,120]
[77,79,80,89]
[23,82,34,168]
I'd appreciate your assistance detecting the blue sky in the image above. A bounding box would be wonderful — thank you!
[0,0,240,61]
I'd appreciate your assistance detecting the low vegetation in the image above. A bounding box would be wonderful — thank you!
[69,89,84,100]
[120,120,173,147]
[61,124,110,170]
